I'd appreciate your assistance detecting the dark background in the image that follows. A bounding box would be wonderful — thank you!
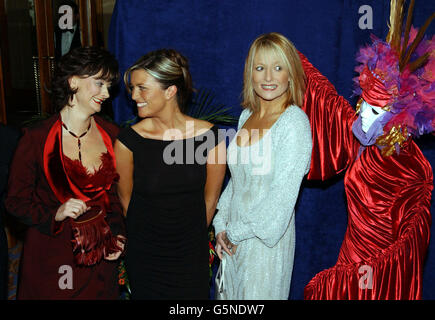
[107,0,435,299]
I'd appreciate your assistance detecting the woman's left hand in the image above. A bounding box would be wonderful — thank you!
[104,235,126,261]
[216,231,237,258]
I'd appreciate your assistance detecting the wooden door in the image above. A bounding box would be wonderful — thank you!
[0,0,42,125]
[0,0,103,126]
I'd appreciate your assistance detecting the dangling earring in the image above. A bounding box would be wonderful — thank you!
[69,77,78,106]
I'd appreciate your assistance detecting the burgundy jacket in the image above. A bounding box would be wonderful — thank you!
[5,114,125,300]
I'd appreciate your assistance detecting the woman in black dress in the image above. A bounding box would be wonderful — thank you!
[115,49,226,299]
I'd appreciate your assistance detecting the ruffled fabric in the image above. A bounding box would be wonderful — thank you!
[305,209,431,299]
[303,141,433,300]
[299,52,433,300]
[63,152,119,196]
[298,52,359,181]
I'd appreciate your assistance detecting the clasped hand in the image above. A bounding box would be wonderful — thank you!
[55,198,90,221]
[216,231,237,259]
[105,235,126,261]
[55,198,125,261]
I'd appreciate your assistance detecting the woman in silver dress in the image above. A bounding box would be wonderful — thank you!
[213,32,312,299]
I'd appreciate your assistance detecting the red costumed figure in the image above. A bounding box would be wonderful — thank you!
[302,0,434,299]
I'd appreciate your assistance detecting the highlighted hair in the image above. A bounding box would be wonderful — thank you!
[124,49,193,113]
[242,32,306,112]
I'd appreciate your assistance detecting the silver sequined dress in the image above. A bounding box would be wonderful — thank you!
[213,106,312,299]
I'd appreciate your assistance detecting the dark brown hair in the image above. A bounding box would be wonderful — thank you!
[51,46,119,111]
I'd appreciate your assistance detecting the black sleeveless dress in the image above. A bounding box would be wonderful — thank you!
[118,125,220,300]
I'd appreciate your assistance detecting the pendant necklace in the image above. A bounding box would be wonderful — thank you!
[62,119,92,163]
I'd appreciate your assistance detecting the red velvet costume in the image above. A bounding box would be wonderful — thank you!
[300,53,433,300]
[5,114,125,299]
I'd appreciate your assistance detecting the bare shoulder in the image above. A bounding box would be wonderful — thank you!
[131,118,156,138]
[184,115,214,133]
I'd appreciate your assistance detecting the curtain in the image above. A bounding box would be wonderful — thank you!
[108,0,435,299]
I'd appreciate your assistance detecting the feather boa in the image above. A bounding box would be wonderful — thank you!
[353,28,435,139]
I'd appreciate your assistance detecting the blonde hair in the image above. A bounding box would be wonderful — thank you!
[242,32,306,112]
[124,49,193,112]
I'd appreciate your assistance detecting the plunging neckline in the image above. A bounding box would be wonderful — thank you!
[62,151,119,194]
[63,152,109,177]
[60,116,110,175]
[235,107,291,148]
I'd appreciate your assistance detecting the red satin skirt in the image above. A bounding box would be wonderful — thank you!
[304,142,432,300]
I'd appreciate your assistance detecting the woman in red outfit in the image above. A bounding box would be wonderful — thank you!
[5,47,126,299]
[301,3,434,300]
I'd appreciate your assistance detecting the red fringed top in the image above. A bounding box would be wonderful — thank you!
[63,152,119,196]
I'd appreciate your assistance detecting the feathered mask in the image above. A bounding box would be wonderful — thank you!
[352,0,435,156]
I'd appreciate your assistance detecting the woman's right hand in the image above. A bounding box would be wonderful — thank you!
[55,198,90,222]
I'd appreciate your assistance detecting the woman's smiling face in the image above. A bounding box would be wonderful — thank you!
[129,69,168,118]
[252,49,290,105]
[71,71,111,114]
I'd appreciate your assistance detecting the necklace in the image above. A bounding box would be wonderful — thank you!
[62,120,92,162]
